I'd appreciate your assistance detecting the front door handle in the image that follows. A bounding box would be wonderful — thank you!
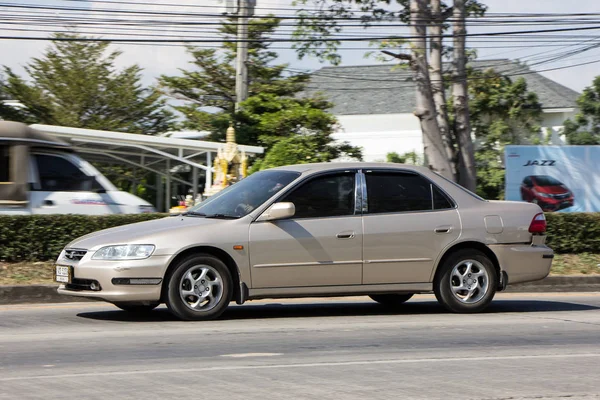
[435,226,453,234]
[43,200,55,207]
[336,231,355,239]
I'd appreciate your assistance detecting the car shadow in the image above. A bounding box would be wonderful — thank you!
[76,298,600,323]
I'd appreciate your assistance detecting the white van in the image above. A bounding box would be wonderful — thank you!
[0,121,155,215]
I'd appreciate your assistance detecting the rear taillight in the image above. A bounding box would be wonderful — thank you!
[529,213,547,234]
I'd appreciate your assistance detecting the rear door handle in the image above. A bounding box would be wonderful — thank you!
[435,226,453,234]
[43,200,55,207]
[336,231,355,239]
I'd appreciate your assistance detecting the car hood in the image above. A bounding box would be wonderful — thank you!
[67,216,238,252]
[536,185,570,195]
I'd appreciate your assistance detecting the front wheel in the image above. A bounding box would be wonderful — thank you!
[369,293,414,307]
[434,249,497,313]
[165,254,233,321]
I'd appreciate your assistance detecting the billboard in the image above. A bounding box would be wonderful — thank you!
[504,145,600,212]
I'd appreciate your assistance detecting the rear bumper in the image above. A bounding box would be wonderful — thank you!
[488,244,553,285]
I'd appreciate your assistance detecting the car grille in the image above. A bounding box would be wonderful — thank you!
[552,193,570,200]
[65,278,100,291]
[64,249,87,261]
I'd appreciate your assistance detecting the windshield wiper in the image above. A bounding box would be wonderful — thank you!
[180,211,207,217]
[204,213,240,219]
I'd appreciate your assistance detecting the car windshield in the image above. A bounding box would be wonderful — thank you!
[534,175,562,186]
[186,170,301,218]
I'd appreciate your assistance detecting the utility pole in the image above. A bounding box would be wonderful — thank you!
[234,0,250,112]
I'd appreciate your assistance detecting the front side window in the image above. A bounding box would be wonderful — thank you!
[0,146,9,182]
[281,172,356,219]
[366,171,453,213]
[35,154,91,191]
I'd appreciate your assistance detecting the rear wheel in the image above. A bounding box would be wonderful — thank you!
[165,254,232,321]
[434,249,497,313]
[113,302,159,313]
[369,293,414,307]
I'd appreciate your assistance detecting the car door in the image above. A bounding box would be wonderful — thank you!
[362,170,461,284]
[30,153,119,215]
[249,171,363,288]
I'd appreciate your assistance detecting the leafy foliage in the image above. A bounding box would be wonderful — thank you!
[160,17,361,167]
[0,34,174,134]
[458,67,542,200]
[292,0,487,65]
[545,213,600,254]
[386,151,421,165]
[0,214,166,262]
[562,76,600,145]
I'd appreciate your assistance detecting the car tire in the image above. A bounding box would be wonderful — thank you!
[369,293,414,307]
[434,249,498,313]
[165,254,233,321]
[113,302,159,313]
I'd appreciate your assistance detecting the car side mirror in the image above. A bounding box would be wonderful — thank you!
[257,202,296,222]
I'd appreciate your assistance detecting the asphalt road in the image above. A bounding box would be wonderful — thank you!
[1,293,599,400]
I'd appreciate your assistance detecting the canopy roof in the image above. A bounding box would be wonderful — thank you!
[29,124,264,211]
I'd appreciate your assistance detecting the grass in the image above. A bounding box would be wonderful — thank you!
[1,254,599,286]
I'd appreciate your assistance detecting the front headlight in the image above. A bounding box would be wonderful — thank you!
[533,190,552,198]
[92,245,155,260]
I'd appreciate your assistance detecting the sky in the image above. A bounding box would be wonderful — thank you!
[1,0,599,93]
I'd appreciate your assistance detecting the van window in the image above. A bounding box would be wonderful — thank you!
[0,146,9,182]
[34,154,92,191]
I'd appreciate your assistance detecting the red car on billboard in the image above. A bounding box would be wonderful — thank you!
[520,175,574,212]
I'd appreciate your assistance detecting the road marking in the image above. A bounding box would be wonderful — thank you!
[221,353,283,358]
[1,353,599,382]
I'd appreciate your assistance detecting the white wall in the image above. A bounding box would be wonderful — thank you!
[333,113,423,162]
[333,109,577,162]
[540,109,577,145]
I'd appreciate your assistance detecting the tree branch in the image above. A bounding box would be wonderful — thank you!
[441,7,454,20]
[381,51,412,61]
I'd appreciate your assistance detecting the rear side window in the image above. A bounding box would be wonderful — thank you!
[0,146,9,182]
[35,154,91,191]
[366,172,453,213]
[281,172,355,219]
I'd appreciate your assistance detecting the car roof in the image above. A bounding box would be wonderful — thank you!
[269,162,431,174]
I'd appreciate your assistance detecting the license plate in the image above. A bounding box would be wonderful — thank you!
[55,265,72,284]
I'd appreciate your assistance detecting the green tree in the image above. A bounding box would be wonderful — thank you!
[0,34,174,134]
[160,17,361,167]
[461,67,542,199]
[292,0,486,190]
[562,76,600,145]
[386,151,421,165]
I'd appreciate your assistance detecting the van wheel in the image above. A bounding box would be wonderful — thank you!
[165,254,232,321]
[369,294,413,307]
[434,249,497,313]
[113,302,159,313]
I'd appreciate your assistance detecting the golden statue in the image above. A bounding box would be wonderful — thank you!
[204,123,248,197]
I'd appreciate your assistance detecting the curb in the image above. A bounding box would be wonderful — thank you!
[0,285,95,305]
[505,276,600,293]
[1,276,599,305]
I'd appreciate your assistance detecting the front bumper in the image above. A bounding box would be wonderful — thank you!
[488,243,553,285]
[56,255,171,303]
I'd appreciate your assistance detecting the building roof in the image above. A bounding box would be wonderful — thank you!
[304,59,581,115]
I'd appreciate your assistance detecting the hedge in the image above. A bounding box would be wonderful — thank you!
[545,213,600,254]
[0,214,167,262]
[0,212,598,262]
